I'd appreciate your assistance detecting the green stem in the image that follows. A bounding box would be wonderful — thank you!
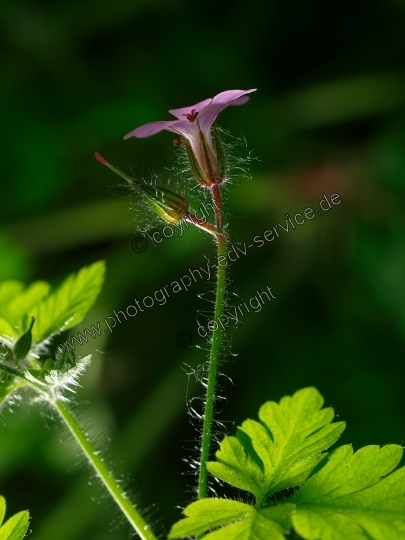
[197,183,227,500]
[184,212,218,238]
[54,401,157,540]
[0,363,157,540]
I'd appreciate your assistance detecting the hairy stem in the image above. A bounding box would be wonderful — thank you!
[0,363,157,540]
[197,182,227,499]
[184,212,218,237]
[55,401,157,540]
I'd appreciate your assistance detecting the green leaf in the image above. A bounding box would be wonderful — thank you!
[0,281,27,339]
[207,435,264,497]
[0,282,25,309]
[31,261,106,343]
[288,444,405,540]
[0,320,16,341]
[4,282,50,329]
[0,511,29,540]
[0,281,49,339]
[0,496,29,540]
[0,496,5,526]
[0,262,105,351]
[168,499,287,539]
[207,387,345,504]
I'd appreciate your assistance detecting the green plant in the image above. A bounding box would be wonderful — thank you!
[170,387,405,539]
[1,90,404,540]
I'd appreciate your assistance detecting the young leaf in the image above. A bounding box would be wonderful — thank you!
[2,282,50,331]
[0,496,5,526]
[0,512,29,540]
[287,444,405,540]
[0,282,25,309]
[168,499,288,540]
[0,320,18,342]
[207,387,345,504]
[0,496,29,540]
[31,261,106,343]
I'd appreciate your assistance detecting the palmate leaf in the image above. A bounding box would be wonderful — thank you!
[207,387,345,504]
[0,496,29,540]
[171,389,405,539]
[168,499,289,540]
[286,444,405,540]
[169,453,405,540]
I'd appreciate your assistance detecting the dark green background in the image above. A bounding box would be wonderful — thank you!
[1,0,405,538]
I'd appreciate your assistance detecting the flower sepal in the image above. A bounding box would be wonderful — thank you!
[183,138,214,188]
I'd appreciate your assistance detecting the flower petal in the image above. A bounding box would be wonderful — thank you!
[212,89,256,105]
[228,95,251,106]
[123,120,178,139]
[168,119,202,153]
[197,89,256,132]
[168,119,200,137]
[169,98,212,120]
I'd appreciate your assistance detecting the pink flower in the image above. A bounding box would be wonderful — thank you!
[124,89,256,186]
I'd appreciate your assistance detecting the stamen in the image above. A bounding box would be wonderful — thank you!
[182,109,199,122]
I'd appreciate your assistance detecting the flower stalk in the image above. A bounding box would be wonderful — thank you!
[197,182,227,499]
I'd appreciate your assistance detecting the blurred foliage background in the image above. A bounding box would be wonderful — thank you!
[1,0,405,538]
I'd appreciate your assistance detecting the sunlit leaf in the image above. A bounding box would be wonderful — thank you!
[288,444,405,540]
[5,282,50,330]
[168,499,287,540]
[207,387,345,503]
[0,496,29,540]
[31,260,106,343]
[0,511,29,540]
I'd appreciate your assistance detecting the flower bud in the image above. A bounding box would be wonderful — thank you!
[94,153,189,224]
[138,184,189,225]
[14,317,35,360]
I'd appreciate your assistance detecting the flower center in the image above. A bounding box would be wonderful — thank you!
[183,109,199,122]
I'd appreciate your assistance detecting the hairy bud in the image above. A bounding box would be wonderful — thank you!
[139,184,189,225]
[94,152,189,225]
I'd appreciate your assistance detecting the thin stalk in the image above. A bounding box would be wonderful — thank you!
[0,363,157,540]
[197,182,227,499]
[184,212,218,238]
[54,401,157,540]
